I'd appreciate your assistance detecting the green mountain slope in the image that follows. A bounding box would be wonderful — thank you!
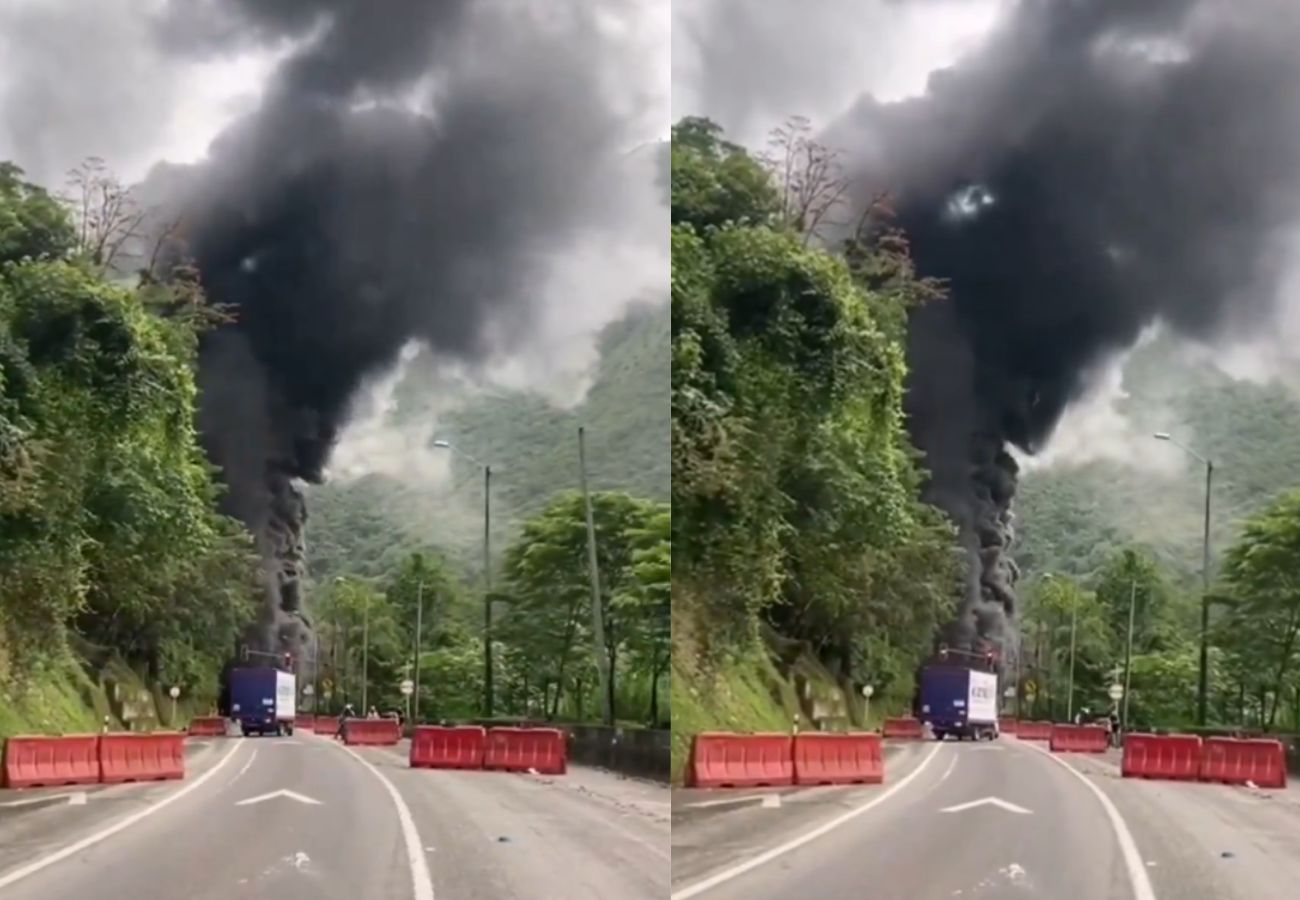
[305,301,669,583]
[1016,336,1300,583]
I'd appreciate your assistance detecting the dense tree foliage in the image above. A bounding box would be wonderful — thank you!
[671,117,961,714]
[0,162,257,703]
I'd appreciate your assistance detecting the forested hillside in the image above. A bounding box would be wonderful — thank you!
[670,118,962,776]
[305,300,670,583]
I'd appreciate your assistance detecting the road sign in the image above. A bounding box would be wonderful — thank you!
[400,679,414,696]
[1109,684,1124,701]
[303,684,315,696]
[168,686,180,699]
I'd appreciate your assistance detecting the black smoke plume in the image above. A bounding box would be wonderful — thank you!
[821,0,1300,653]
[146,0,646,658]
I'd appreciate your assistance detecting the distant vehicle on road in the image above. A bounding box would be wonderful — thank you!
[917,648,999,741]
[229,667,296,737]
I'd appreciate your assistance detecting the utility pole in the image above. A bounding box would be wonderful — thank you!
[483,464,493,718]
[1067,593,1078,721]
[413,578,424,724]
[361,592,370,712]
[1123,576,1137,731]
[1198,460,1213,727]
[579,426,613,726]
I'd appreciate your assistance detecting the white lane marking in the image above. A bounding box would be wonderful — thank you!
[1020,741,1156,900]
[68,792,86,806]
[333,742,435,900]
[236,789,322,806]
[681,795,768,810]
[235,747,260,781]
[671,741,945,899]
[0,738,245,891]
[0,791,87,808]
[939,755,959,784]
[760,794,781,809]
[940,797,1032,815]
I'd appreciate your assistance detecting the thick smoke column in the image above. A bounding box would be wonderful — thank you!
[819,0,1300,652]
[149,0,649,656]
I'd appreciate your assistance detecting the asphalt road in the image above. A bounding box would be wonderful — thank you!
[673,735,1300,900]
[0,731,670,899]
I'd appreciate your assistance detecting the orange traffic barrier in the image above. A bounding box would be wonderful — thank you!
[1200,737,1287,789]
[294,714,315,732]
[341,718,401,746]
[1121,733,1202,781]
[410,726,487,770]
[3,735,101,789]
[1000,718,1019,735]
[689,732,793,788]
[98,732,184,784]
[882,717,924,740]
[1015,721,1053,741]
[1049,724,1109,753]
[315,716,340,737]
[792,732,883,786]
[187,717,227,737]
[484,727,566,775]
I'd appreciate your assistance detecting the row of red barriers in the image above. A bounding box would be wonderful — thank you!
[186,717,227,737]
[409,726,567,775]
[315,716,340,735]
[1015,721,1054,741]
[688,732,883,788]
[1122,733,1287,788]
[1049,724,1110,753]
[294,714,315,732]
[342,717,402,746]
[3,733,184,789]
[882,717,924,740]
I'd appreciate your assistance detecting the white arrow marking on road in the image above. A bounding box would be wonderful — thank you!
[236,790,322,807]
[0,791,88,808]
[940,797,1032,815]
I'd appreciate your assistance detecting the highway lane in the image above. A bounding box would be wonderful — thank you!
[0,735,421,899]
[671,737,1146,900]
[347,736,671,900]
[1063,746,1300,900]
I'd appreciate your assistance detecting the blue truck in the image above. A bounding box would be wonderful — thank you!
[917,662,1000,741]
[229,667,297,737]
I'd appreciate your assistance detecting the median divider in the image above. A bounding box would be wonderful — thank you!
[187,717,227,737]
[3,735,101,789]
[1015,721,1053,741]
[341,717,402,746]
[410,726,487,769]
[1000,718,1019,735]
[294,714,315,732]
[98,732,184,784]
[1200,737,1287,789]
[1049,724,1109,753]
[314,716,340,737]
[689,732,793,788]
[882,717,924,740]
[484,727,567,775]
[1121,733,1202,781]
[792,732,883,786]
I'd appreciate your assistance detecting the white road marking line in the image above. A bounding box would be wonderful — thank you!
[671,741,945,899]
[760,794,781,809]
[235,789,323,806]
[940,797,1032,815]
[332,742,435,900]
[0,791,88,808]
[68,792,86,806]
[939,755,959,784]
[681,795,768,810]
[0,737,245,891]
[235,747,260,780]
[1019,741,1156,900]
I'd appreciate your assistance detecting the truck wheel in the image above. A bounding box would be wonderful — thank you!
[285,723,294,736]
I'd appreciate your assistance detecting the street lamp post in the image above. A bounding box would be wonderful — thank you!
[1122,575,1137,731]
[578,426,613,726]
[1154,432,1213,726]
[433,439,494,717]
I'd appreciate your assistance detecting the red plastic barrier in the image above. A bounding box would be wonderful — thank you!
[315,716,340,736]
[1000,718,1019,735]
[410,726,487,770]
[1016,721,1053,741]
[483,727,566,775]
[294,714,315,732]
[1121,733,1202,781]
[689,732,793,788]
[1200,737,1287,789]
[1050,724,1110,753]
[3,735,101,789]
[342,718,402,746]
[187,717,227,737]
[792,732,883,786]
[882,717,924,740]
[98,732,184,784]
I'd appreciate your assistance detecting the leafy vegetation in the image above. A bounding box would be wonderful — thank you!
[0,162,258,734]
[670,116,963,775]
